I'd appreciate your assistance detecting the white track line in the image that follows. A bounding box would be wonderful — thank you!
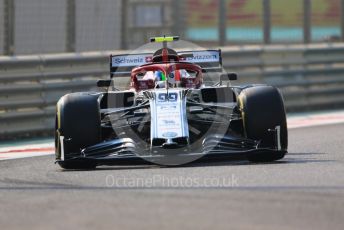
[0,142,54,161]
[287,110,344,129]
[1,110,344,161]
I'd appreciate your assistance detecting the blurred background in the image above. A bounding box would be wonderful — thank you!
[1,0,344,139]
[0,0,343,55]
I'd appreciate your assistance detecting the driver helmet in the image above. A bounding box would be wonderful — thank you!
[154,71,166,88]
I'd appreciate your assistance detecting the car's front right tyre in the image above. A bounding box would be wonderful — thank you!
[55,93,101,169]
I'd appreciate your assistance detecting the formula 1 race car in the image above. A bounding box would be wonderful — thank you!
[55,36,288,169]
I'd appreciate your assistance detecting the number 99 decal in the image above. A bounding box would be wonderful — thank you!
[158,92,178,102]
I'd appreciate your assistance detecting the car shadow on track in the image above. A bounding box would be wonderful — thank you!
[66,152,332,171]
[178,152,332,168]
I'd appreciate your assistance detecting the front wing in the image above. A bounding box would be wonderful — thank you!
[56,131,286,166]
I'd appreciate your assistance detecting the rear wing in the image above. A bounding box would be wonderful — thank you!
[110,49,222,78]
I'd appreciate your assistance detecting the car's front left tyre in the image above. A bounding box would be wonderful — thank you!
[238,85,288,162]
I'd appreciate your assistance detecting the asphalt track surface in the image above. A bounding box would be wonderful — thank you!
[1,123,344,230]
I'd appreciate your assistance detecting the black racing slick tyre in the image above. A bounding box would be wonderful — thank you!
[238,86,288,162]
[55,93,101,169]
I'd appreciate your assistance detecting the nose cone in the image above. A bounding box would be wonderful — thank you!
[148,89,190,148]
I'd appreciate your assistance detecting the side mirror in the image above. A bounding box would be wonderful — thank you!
[220,73,238,81]
[97,80,113,87]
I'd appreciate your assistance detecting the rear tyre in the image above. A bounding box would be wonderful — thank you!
[238,86,288,162]
[55,93,101,169]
